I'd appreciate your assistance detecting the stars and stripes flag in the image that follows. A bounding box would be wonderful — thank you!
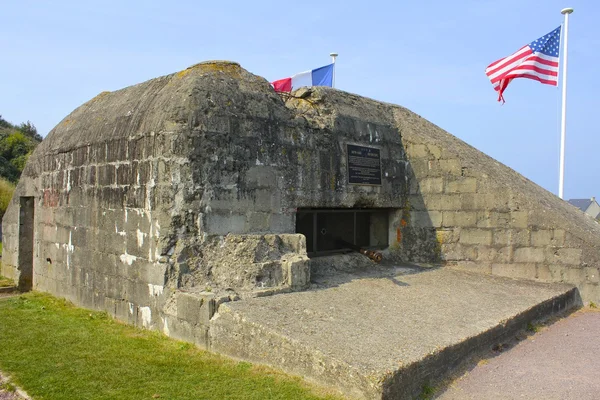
[485,26,561,102]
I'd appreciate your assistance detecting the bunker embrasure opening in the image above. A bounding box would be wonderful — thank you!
[295,208,389,257]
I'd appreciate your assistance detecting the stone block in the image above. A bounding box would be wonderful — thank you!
[406,144,429,159]
[492,230,509,246]
[442,211,477,227]
[139,262,167,286]
[584,267,600,284]
[460,193,496,211]
[435,229,458,244]
[284,255,310,290]
[513,247,545,263]
[177,292,216,325]
[116,163,133,185]
[98,164,116,186]
[417,177,444,194]
[407,158,430,177]
[205,212,247,235]
[279,234,307,254]
[476,212,512,228]
[246,212,270,231]
[246,166,278,189]
[502,229,530,247]
[410,211,442,228]
[563,266,586,284]
[495,247,513,263]
[407,195,426,211]
[440,243,477,261]
[475,246,497,262]
[578,283,600,305]
[491,263,537,280]
[511,211,528,228]
[531,230,553,246]
[423,195,462,211]
[557,248,582,265]
[438,159,462,175]
[552,229,566,246]
[459,229,492,245]
[445,178,477,194]
[545,247,582,265]
[536,264,553,282]
[269,213,294,233]
[427,144,442,159]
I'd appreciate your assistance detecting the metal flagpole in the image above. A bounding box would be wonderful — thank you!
[330,52,338,88]
[559,7,573,199]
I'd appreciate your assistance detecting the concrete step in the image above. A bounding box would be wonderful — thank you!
[0,286,17,295]
[208,266,580,400]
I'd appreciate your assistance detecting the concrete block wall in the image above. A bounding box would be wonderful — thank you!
[1,132,184,330]
[391,107,600,303]
[6,63,415,330]
[3,59,599,343]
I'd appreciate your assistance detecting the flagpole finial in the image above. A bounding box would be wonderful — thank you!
[329,53,338,88]
[561,8,573,14]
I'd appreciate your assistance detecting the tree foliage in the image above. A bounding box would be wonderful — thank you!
[0,115,42,183]
[0,177,15,220]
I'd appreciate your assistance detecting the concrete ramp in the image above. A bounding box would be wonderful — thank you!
[209,267,580,400]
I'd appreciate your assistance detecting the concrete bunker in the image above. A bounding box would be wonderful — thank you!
[2,60,600,399]
[2,58,599,312]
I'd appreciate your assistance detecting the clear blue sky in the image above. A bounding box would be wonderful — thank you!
[1,0,597,200]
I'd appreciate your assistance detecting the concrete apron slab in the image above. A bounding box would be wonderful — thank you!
[207,267,580,400]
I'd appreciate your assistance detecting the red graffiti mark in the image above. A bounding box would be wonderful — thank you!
[400,219,407,227]
[43,189,59,207]
[396,228,402,243]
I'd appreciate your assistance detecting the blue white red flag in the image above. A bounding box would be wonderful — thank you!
[272,64,334,92]
[485,26,561,103]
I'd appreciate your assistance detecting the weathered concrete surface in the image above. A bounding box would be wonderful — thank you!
[392,104,600,303]
[208,267,580,400]
[1,60,599,398]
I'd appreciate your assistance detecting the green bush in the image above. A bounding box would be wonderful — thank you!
[0,115,41,183]
[0,177,15,220]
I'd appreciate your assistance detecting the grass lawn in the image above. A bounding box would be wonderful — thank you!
[0,293,342,400]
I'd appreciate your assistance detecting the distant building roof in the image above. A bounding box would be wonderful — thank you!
[568,198,593,211]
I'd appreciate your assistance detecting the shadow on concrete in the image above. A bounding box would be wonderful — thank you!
[432,304,582,399]
[307,252,440,291]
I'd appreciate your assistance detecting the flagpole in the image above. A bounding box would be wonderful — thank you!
[330,52,338,88]
[559,7,573,199]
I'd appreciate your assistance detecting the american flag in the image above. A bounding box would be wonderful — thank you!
[485,26,561,102]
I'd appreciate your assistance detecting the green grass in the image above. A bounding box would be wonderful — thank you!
[527,322,541,333]
[0,293,342,400]
[418,383,436,400]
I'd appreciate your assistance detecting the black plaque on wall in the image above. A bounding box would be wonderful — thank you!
[347,144,382,185]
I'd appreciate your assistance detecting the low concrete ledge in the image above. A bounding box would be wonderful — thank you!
[381,286,580,398]
[0,286,17,294]
[206,267,581,399]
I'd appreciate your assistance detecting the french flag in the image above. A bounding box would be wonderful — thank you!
[271,64,334,92]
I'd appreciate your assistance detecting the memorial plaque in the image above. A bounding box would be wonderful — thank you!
[347,144,382,185]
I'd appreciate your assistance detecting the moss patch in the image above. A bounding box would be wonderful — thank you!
[0,274,13,288]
